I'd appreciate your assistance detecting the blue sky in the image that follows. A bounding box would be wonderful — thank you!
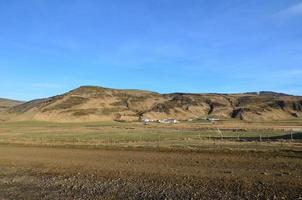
[0,0,302,101]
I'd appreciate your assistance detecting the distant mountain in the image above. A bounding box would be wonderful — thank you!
[5,86,302,122]
[0,98,23,121]
[0,98,23,112]
[243,91,292,96]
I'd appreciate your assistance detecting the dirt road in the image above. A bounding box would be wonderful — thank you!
[0,145,301,199]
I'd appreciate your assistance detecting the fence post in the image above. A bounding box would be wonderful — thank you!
[281,140,283,148]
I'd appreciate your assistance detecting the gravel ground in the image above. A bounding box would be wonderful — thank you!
[0,145,301,200]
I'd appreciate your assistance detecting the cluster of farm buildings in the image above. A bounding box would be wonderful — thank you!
[142,118,178,124]
[141,117,220,124]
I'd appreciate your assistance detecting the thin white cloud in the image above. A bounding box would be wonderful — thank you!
[267,69,302,81]
[286,69,302,76]
[278,2,302,18]
[287,2,302,14]
[32,83,62,89]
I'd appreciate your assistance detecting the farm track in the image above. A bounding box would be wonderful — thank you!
[0,145,302,199]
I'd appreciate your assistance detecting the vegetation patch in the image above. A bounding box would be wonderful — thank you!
[72,109,97,116]
[48,96,89,110]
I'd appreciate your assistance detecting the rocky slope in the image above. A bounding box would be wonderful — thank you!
[6,86,302,122]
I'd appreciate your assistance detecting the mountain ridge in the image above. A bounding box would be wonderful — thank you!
[2,86,302,122]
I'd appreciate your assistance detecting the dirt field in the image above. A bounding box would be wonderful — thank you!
[0,121,301,199]
[0,144,301,200]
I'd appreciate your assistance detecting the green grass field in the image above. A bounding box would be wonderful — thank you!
[0,120,301,152]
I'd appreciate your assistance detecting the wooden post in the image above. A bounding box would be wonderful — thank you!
[281,140,283,147]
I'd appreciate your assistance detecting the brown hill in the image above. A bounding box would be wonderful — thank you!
[0,98,23,112]
[6,86,302,122]
[0,98,23,121]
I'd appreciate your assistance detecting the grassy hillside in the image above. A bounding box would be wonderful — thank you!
[5,86,302,122]
[0,98,23,121]
[0,98,22,111]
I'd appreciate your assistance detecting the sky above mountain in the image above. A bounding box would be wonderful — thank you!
[0,0,301,100]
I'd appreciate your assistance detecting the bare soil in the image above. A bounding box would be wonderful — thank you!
[0,145,301,199]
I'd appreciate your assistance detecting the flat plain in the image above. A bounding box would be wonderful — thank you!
[0,120,301,199]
